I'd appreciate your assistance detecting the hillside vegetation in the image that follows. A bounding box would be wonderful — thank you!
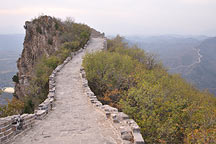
[0,16,91,117]
[127,36,216,96]
[22,17,91,114]
[83,36,216,143]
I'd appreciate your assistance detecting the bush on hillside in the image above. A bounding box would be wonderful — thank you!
[0,98,24,117]
[21,17,91,113]
[83,36,216,143]
[0,16,92,116]
[12,73,19,83]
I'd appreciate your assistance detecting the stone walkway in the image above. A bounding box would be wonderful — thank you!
[10,38,122,144]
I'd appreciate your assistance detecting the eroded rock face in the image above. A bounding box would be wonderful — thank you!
[15,16,62,99]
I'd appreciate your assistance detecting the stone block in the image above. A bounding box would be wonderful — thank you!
[20,114,28,120]
[87,92,94,97]
[118,112,129,120]
[0,136,7,143]
[102,105,118,113]
[4,127,13,136]
[123,140,133,144]
[48,92,55,98]
[0,118,12,129]
[133,133,145,144]
[49,87,55,93]
[82,72,86,78]
[52,70,57,75]
[90,99,97,104]
[120,128,133,141]
[7,130,14,139]
[35,110,47,119]
[94,101,102,107]
[111,114,119,123]
[38,103,49,111]
[105,112,111,118]
[131,124,141,133]
[127,119,136,126]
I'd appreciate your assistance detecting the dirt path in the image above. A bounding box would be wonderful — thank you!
[10,38,122,144]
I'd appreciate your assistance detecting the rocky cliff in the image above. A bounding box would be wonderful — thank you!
[15,16,63,100]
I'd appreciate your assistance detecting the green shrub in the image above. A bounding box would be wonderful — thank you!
[4,16,91,118]
[20,17,91,115]
[12,73,19,83]
[0,98,24,117]
[62,41,80,51]
[44,56,60,69]
[83,51,138,107]
[83,36,216,144]
[23,99,34,114]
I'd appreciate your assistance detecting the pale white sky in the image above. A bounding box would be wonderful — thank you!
[0,0,216,36]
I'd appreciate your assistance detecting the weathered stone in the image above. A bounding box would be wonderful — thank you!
[102,105,118,113]
[133,133,145,144]
[48,92,55,98]
[94,101,102,107]
[118,112,129,120]
[123,140,133,144]
[35,110,46,119]
[131,124,141,133]
[49,87,55,93]
[111,114,119,123]
[121,129,133,141]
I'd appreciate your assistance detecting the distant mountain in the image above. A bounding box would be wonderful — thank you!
[126,35,203,69]
[126,35,216,96]
[184,37,216,95]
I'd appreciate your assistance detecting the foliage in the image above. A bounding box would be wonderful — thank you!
[20,16,91,113]
[62,41,80,52]
[0,16,91,117]
[0,98,24,117]
[23,98,34,114]
[12,73,19,83]
[83,36,216,143]
[83,51,138,108]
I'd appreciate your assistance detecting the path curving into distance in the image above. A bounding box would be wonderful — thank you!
[9,37,122,144]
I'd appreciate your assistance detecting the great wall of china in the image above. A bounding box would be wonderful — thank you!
[0,33,144,144]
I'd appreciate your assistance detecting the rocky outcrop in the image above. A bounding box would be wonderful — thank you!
[15,16,62,99]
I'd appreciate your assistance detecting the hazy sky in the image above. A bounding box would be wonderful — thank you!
[0,0,216,36]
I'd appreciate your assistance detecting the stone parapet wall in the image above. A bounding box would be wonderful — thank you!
[80,39,145,144]
[0,32,143,144]
[0,40,90,144]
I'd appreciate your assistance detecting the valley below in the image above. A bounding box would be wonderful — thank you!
[127,35,216,96]
[169,47,202,71]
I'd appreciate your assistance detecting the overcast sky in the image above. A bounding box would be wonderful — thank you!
[0,0,216,36]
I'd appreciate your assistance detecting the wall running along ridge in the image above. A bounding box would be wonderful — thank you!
[80,40,145,144]
[0,40,90,144]
[0,35,145,144]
